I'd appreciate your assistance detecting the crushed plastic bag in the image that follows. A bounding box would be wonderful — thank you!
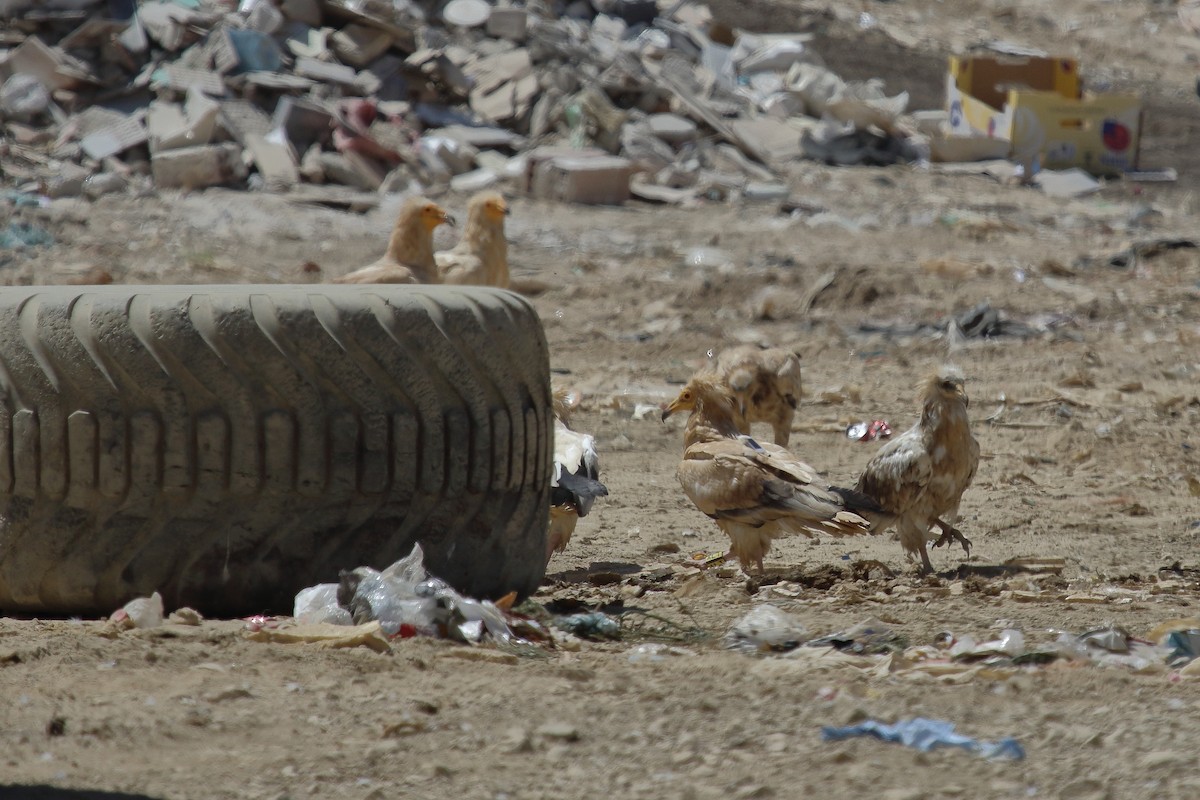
[723,604,809,654]
[821,717,1025,761]
[554,612,621,640]
[293,583,353,626]
[805,617,899,655]
[110,591,163,629]
[950,628,1025,661]
[332,543,516,644]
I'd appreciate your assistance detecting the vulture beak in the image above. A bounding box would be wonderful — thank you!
[442,211,457,228]
[661,400,679,422]
[955,385,969,407]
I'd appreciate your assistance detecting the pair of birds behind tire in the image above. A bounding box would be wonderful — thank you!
[333,191,510,289]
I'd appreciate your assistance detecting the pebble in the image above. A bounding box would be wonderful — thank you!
[762,732,789,754]
[536,721,580,742]
[503,727,533,753]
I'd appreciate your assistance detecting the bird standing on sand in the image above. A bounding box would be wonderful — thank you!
[715,345,803,446]
[854,365,980,574]
[662,373,877,574]
[333,196,453,285]
[436,191,511,289]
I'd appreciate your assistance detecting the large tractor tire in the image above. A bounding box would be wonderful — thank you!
[0,285,552,617]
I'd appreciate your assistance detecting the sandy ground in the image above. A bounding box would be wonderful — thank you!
[3,2,1200,799]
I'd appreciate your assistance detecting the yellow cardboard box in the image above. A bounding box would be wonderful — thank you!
[946,55,1141,176]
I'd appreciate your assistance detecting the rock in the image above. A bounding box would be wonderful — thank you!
[168,607,203,625]
[502,726,533,753]
[536,722,580,742]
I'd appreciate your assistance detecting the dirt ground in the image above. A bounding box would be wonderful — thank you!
[3,2,1200,799]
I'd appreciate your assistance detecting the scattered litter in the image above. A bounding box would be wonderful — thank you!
[805,617,901,655]
[846,420,892,442]
[553,612,621,640]
[628,643,693,663]
[723,604,809,654]
[822,717,1026,761]
[1036,168,1102,198]
[1101,238,1197,271]
[335,543,516,644]
[247,621,392,653]
[109,591,164,630]
[1163,630,1200,667]
[293,583,353,626]
[0,222,54,249]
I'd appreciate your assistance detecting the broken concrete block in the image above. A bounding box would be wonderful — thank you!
[594,0,658,25]
[218,99,275,146]
[119,13,149,53]
[241,72,317,92]
[418,135,478,175]
[245,133,300,191]
[729,118,806,163]
[621,122,677,172]
[271,96,335,154]
[465,48,537,121]
[646,112,697,145]
[378,166,414,195]
[474,149,511,175]
[212,27,283,75]
[531,153,633,205]
[60,18,132,52]
[80,115,149,161]
[9,36,86,92]
[486,8,527,41]
[151,64,225,96]
[300,144,325,183]
[44,163,93,199]
[450,167,499,193]
[522,145,605,191]
[245,0,285,34]
[406,48,472,96]
[317,152,378,191]
[465,48,532,94]
[414,143,453,185]
[147,101,186,152]
[360,54,408,102]
[151,142,247,189]
[147,88,219,153]
[331,24,394,68]
[280,0,322,27]
[434,124,526,152]
[283,23,329,58]
[630,179,698,205]
[294,56,358,86]
[83,172,129,199]
[138,2,195,51]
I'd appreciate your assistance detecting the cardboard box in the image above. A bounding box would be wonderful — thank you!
[946,55,1142,176]
[524,147,632,205]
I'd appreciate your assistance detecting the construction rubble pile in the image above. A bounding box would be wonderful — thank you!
[0,0,921,208]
